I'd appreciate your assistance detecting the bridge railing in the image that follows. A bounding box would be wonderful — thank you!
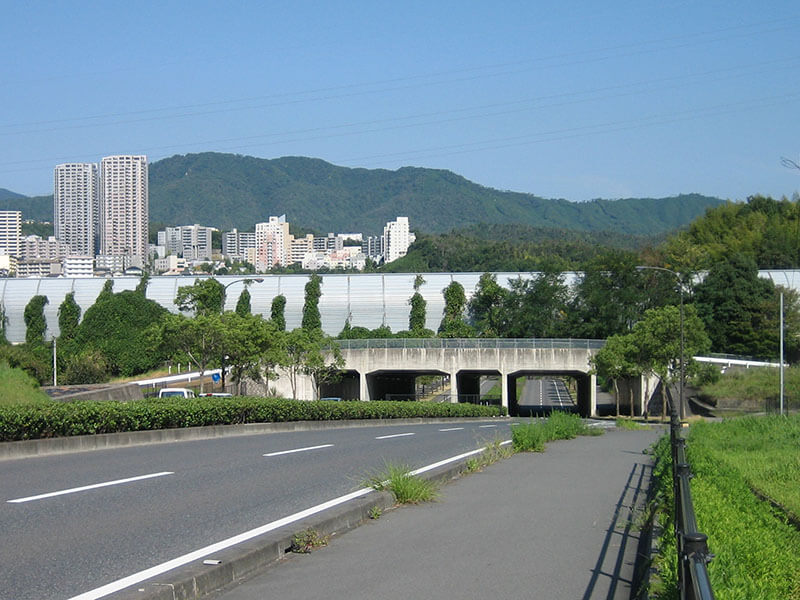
[335,338,606,350]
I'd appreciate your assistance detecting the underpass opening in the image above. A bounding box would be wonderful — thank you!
[367,370,449,401]
[507,371,591,418]
[455,370,502,406]
[319,370,359,400]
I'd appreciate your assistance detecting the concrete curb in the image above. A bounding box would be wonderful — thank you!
[107,456,472,600]
[0,417,506,462]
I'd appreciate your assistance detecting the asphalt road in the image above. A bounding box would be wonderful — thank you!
[518,377,576,415]
[1,421,512,600]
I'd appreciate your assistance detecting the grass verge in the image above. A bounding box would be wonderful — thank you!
[512,411,602,452]
[651,415,800,599]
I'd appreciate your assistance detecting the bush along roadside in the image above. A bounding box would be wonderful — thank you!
[650,417,800,600]
[0,397,505,442]
[511,412,602,452]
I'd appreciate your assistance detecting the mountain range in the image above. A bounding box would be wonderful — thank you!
[0,152,725,235]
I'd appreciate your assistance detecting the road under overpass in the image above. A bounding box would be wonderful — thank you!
[270,339,604,417]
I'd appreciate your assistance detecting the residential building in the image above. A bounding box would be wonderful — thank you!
[99,155,148,266]
[62,255,94,278]
[382,216,415,263]
[54,163,99,256]
[16,260,60,278]
[0,211,21,258]
[289,234,314,264]
[254,215,290,271]
[154,255,187,275]
[222,229,256,262]
[0,254,17,276]
[158,224,214,260]
[20,235,69,261]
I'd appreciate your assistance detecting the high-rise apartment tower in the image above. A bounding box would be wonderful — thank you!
[99,155,148,266]
[54,162,99,256]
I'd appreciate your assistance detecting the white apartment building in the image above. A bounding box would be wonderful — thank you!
[99,155,148,266]
[222,229,257,262]
[382,216,415,263]
[54,163,99,256]
[0,211,21,258]
[62,255,94,278]
[154,254,187,274]
[255,215,290,271]
[158,224,214,260]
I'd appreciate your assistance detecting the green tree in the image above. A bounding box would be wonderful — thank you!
[75,289,168,377]
[591,333,639,417]
[301,274,322,331]
[235,288,251,316]
[219,312,283,394]
[569,250,645,338]
[57,292,81,342]
[693,254,777,358]
[467,273,508,337]
[501,270,570,338]
[24,295,49,346]
[282,328,343,400]
[175,278,225,316]
[409,292,427,333]
[153,313,227,393]
[135,273,151,295]
[271,294,287,331]
[438,281,473,337]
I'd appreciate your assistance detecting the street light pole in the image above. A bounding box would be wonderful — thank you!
[637,265,686,421]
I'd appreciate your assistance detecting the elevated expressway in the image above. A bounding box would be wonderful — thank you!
[270,338,605,417]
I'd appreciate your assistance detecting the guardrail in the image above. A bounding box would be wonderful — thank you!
[667,389,716,600]
[335,338,605,350]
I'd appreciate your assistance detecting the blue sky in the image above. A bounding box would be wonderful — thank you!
[1,0,799,202]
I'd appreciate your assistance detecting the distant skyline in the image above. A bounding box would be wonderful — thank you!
[1,1,799,202]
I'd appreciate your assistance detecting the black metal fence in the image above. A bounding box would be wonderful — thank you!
[667,389,716,600]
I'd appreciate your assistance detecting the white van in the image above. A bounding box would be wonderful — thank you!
[158,388,196,398]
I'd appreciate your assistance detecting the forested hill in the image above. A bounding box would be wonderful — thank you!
[1,152,724,235]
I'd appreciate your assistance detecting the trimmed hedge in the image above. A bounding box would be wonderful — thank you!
[0,397,506,442]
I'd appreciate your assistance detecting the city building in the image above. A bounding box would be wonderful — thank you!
[153,254,187,274]
[382,216,415,263]
[19,235,69,261]
[255,215,290,271]
[0,211,22,258]
[157,224,214,261]
[54,163,99,256]
[0,254,17,276]
[62,255,94,278]
[222,229,257,262]
[99,155,148,266]
[289,234,315,264]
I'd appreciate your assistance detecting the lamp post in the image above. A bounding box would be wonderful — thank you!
[222,277,264,308]
[637,265,685,421]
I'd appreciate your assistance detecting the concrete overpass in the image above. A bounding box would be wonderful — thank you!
[269,338,605,417]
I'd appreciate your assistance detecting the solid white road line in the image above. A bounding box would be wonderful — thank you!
[375,432,415,439]
[66,485,377,600]
[66,440,514,600]
[438,427,464,432]
[264,444,333,457]
[478,424,497,428]
[7,472,174,504]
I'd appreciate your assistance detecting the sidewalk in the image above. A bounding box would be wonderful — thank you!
[211,426,662,600]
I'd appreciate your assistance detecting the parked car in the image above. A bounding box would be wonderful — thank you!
[203,392,233,397]
[158,388,196,398]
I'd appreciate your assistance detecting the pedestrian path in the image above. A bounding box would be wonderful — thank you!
[212,426,662,600]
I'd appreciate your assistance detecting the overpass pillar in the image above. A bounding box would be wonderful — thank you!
[449,371,459,404]
[500,371,509,410]
[359,372,371,401]
[589,373,597,417]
